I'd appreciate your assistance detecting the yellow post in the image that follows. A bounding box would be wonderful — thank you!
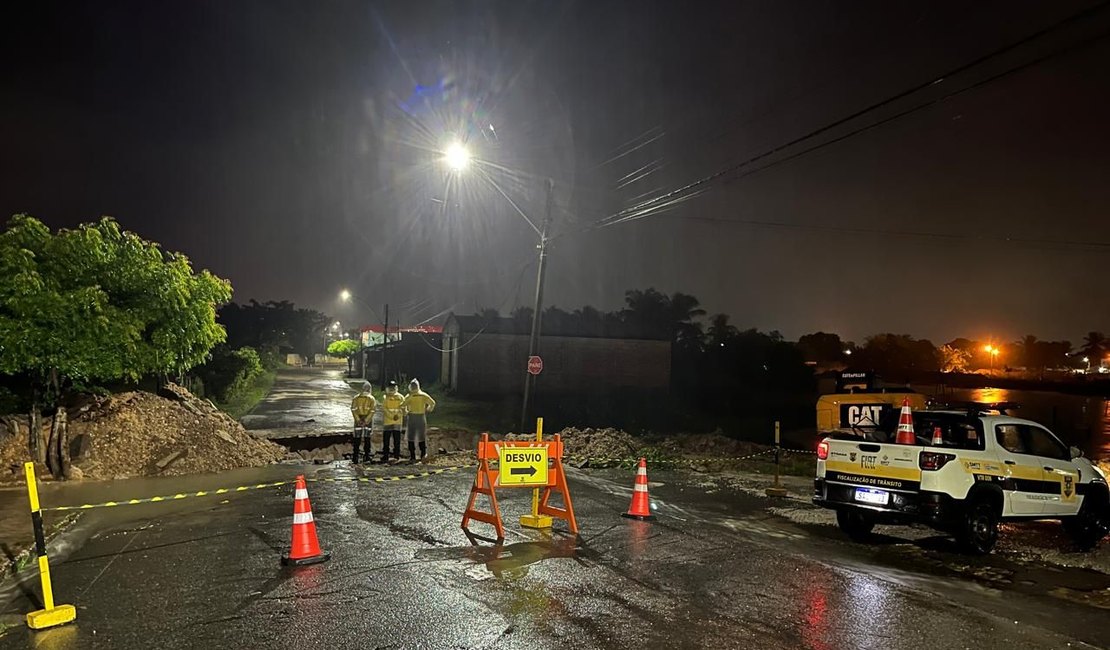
[519,417,553,529]
[24,462,76,630]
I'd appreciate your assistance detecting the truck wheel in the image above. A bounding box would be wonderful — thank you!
[836,510,876,542]
[1063,489,1110,551]
[956,498,999,555]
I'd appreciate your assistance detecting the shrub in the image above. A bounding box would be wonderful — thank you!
[197,347,264,403]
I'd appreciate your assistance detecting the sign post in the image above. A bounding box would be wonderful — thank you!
[520,418,554,529]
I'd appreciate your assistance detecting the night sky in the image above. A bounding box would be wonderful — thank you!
[4,1,1110,343]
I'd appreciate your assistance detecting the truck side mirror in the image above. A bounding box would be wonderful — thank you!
[1070,446,1083,459]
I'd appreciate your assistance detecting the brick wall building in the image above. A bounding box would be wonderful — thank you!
[440,314,671,396]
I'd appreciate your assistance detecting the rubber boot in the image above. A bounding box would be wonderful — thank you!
[352,437,361,464]
[419,441,427,462]
[408,441,417,463]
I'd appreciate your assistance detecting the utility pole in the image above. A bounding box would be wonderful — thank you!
[521,178,555,434]
[381,303,389,388]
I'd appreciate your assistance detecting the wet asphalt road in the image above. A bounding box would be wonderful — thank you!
[240,367,356,438]
[1,460,1107,650]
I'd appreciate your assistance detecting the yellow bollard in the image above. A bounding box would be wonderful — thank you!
[23,462,76,630]
[519,417,553,529]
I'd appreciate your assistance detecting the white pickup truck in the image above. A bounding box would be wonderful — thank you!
[813,407,1109,554]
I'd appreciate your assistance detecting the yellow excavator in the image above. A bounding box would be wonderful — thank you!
[816,371,926,433]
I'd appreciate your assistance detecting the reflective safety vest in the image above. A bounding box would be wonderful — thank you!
[404,390,436,415]
[381,392,405,426]
[351,393,377,419]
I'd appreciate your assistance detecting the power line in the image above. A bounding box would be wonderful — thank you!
[593,1,1110,229]
[602,26,1110,239]
[411,257,537,354]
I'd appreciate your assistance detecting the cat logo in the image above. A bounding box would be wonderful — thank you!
[1064,475,1074,498]
[841,404,886,428]
[849,452,857,462]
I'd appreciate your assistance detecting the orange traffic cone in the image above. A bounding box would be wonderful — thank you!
[282,475,330,566]
[931,426,944,446]
[895,398,916,445]
[621,458,655,521]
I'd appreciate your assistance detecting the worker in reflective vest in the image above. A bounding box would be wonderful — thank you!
[402,379,436,462]
[350,382,377,464]
[380,380,404,462]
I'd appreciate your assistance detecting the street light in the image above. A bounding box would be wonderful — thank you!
[441,142,556,433]
[444,141,471,172]
[983,345,999,373]
[339,290,387,383]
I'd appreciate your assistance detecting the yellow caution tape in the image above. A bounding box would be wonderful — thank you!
[42,465,474,512]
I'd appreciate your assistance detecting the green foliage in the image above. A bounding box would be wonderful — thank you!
[197,346,263,403]
[0,215,232,393]
[219,300,331,359]
[327,339,361,358]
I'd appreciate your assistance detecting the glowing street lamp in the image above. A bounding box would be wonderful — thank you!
[444,141,471,172]
[339,289,351,302]
[983,345,999,373]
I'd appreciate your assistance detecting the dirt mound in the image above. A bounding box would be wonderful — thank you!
[0,384,285,481]
[552,427,640,460]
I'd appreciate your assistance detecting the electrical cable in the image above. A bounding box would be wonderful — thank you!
[592,1,1110,230]
[602,27,1110,241]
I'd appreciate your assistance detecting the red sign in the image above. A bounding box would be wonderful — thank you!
[527,356,543,375]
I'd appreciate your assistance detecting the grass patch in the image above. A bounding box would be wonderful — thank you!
[428,392,514,432]
[217,369,276,419]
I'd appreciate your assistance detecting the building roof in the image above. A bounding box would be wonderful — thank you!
[444,313,671,341]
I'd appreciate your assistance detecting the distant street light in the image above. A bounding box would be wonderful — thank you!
[983,345,999,373]
[1084,356,1091,372]
[339,290,387,383]
[440,141,555,433]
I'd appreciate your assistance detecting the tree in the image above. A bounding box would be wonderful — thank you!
[621,288,706,350]
[0,215,231,477]
[796,332,845,364]
[1080,331,1106,365]
[219,300,329,362]
[939,345,972,373]
[706,314,739,348]
[1015,335,1039,369]
[327,339,362,375]
[855,334,939,377]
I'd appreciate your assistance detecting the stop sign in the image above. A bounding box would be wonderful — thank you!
[527,355,543,375]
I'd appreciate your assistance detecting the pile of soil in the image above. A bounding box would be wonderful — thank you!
[0,384,285,481]
[550,427,640,460]
[504,427,770,464]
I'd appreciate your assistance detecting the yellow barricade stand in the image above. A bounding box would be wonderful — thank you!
[461,433,578,540]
